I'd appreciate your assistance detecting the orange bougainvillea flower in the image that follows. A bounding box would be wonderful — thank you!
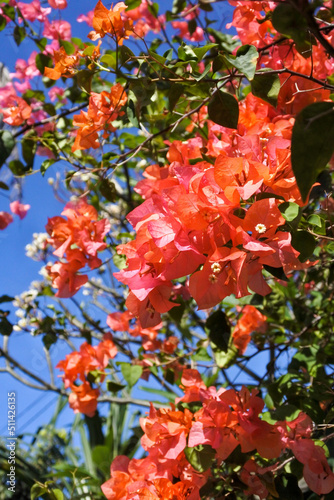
[232,305,267,354]
[101,456,201,500]
[57,334,117,388]
[57,334,117,417]
[68,381,100,417]
[2,96,32,126]
[46,198,110,264]
[44,46,81,80]
[46,199,111,297]
[46,253,89,298]
[102,371,334,499]
[88,1,133,45]
[72,83,127,152]
[140,404,193,460]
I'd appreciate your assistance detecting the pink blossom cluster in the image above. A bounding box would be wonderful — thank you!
[0,201,30,230]
[45,199,110,297]
[57,334,117,416]
[114,94,310,328]
[102,370,334,499]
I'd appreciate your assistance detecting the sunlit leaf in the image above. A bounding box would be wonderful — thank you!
[224,44,258,81]
[185,445,215,473]
[120,363,143,387]
[251,71,280,107]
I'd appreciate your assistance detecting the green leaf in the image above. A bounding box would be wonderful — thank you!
[120,363,143,387]
[188,18,197,36]
[184,445,215,473]
[148,49,166,66]
[119,45,135,65]
[138,386,176,402]
[31,484,48,499]
[100,53,116,68]
[129,79,155,107]
[8,159,29,176]
[0,15,7,31]
[76,70,93,94]
[71,37,85,50]
[34,37,47,51]
[43,333,57,350]
[24,89,45,102]
[206,310,231,352]
[307,214,323,227]
[13,25,26,46]
[78,420,95,475]
[127,100,139,127]
[264,393,275,410]
[193,62,212,82]
[198,0,213,12]
[291,230,317,262]
[99,179,116,201]
[147,2,159,17]
[168,83,184,111]
[43,103,56,116]
[272,404,301,421]
[291,102,334,201]
[0,130,15,167]
[113,253,127,270]
[251,71,280,107]
[274,473,303,500]
[178,44,197,62]
[193,347,212,362]
[193,43,218,61]
[172,0,186,15]
[212,55,225,74]
[255,192,285,202]
[208,90,239,129]
[22,133,37,168]
[307,214,326,234]
[60,39,75,55]
[51,490,64,500]
[35,53,53,75]
[168,298,185,323]
[206,29,240,53]
[183,81,211,99]
[0,181,8,190]
[83,44,95,57]
[106,381,126,393]
[91,445,112,476]
[214,344,238,368]
[2,4,15,20]
[224,44,258,81]
[263,265,288,281]
[41,159,56,176]
[87,369,106,384]
[52,462,92,479]
[272,3,311,57]
[0,317,13,336]
[279,201,301,223]
[125,0,142,9]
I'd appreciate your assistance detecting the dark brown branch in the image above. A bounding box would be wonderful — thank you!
[306,13,334,59]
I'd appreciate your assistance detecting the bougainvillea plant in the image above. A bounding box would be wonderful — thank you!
[1,0,334,498]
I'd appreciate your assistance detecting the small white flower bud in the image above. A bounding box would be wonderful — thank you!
[255,223,267,234]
